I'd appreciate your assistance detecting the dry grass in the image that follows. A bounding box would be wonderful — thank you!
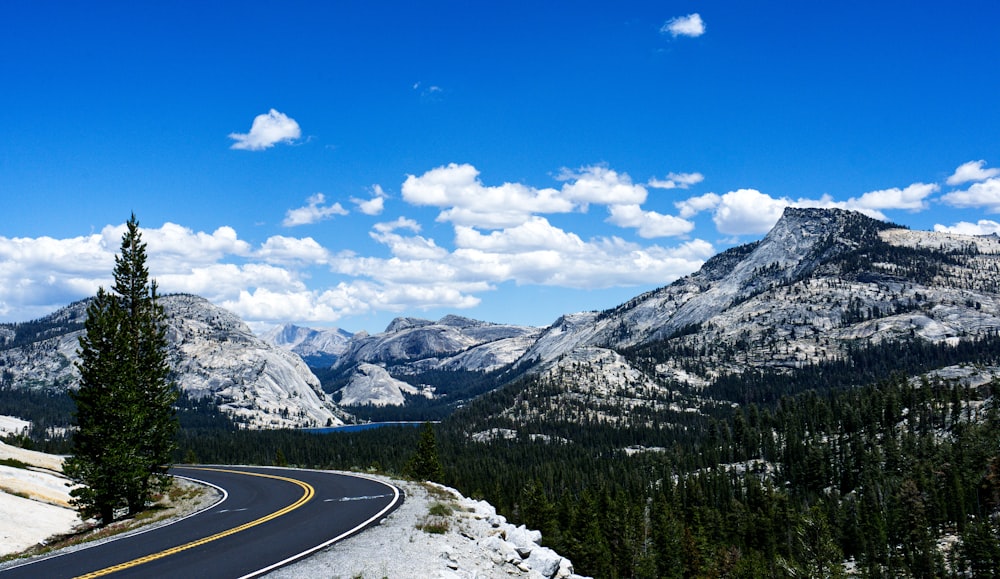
[1,477,219,562]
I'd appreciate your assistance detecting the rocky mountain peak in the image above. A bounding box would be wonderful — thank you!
[438,314,482,328]
[384,317,434,333]
[512,207,999,382]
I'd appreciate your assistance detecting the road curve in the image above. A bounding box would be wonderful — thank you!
[0,466,402,578]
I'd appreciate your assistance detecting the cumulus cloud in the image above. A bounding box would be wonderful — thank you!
[941,178,1000,212]
[401,163,574,228]
[370,218,448,261]
[373,216,421,234]
[846,182,939,212]
[557,165,648,206]
[453,217,585,253]
[648,172,705,190]
[947,160,1000,186]
[676,192,722,218]
[673,178,946,238]
[283,193,349,227]
[401,163,666,230]
[446,217,713,288]
[353,185,387,216]
[0,222,263,321]
[662,13,705,38]
[136,223,252,273]
[933,220,1000,236]
[0,233,114,318]
[712,189,791,235]
[157,263,305,303]
[606,205,695,238]
[228,109,302,151]
[256,236,330,265]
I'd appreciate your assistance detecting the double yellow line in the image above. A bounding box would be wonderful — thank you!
[75,467,315,578]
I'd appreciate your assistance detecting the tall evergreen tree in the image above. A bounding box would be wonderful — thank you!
[64,214,178,524]
[404,422,445,482]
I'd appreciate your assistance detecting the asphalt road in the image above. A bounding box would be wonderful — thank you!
[0,466,402,578]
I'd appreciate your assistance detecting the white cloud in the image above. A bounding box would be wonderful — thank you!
[369,222,448,261]
[138,223,252,272]
[354,196,385,216]
[648,172,704,190]
[713,189,791,235]
[0,233,113,316]
[373,216,421,234]
[256,236,330,265]
[947,160,1000,186]
[941,177,1000,212]
[846,182,939,212]
[453,217,586,253]
[401,163,574,228]
[557,165,648,206]
[401,163,662,229]
[676,192,722,218]
[0,221,262,316]
[283,193,349,227]
[606,204,694,238]
[933,220,1000,236]
[662,14,705,38]
[353,185,387,216]
[157,263,304,303]
[676,180,940,237]
[447,217,713,288]
[228,109,302,151]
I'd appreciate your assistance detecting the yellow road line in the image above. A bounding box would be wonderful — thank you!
[74,467,315,579]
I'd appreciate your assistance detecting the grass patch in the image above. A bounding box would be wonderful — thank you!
[0,458,31,469]
[420,482,456,502]
[427,502,453,517]
[416,518,450,534]
[416,492,457,535]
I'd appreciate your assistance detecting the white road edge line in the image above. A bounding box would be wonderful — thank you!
[238,468,403,579]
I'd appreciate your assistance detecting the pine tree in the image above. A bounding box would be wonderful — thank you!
[404,422,445,482]
[64,214,178,524]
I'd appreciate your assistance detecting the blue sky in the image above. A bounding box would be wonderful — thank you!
[2,1,999,333]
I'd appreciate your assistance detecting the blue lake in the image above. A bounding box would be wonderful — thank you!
[304,421,431,434]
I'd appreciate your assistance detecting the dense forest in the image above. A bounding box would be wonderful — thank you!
[161,371,1000,577]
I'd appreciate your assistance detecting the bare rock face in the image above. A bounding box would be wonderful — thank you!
[0,294,347,429]
[332,315,545,375]
[336,363,434,407]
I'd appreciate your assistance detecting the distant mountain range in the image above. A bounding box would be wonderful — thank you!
[260,323,354,367]
[3,208,999,430]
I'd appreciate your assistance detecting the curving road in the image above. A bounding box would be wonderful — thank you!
[0,466,402,578]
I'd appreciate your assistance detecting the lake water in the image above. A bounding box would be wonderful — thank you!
[304,421,430,434]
